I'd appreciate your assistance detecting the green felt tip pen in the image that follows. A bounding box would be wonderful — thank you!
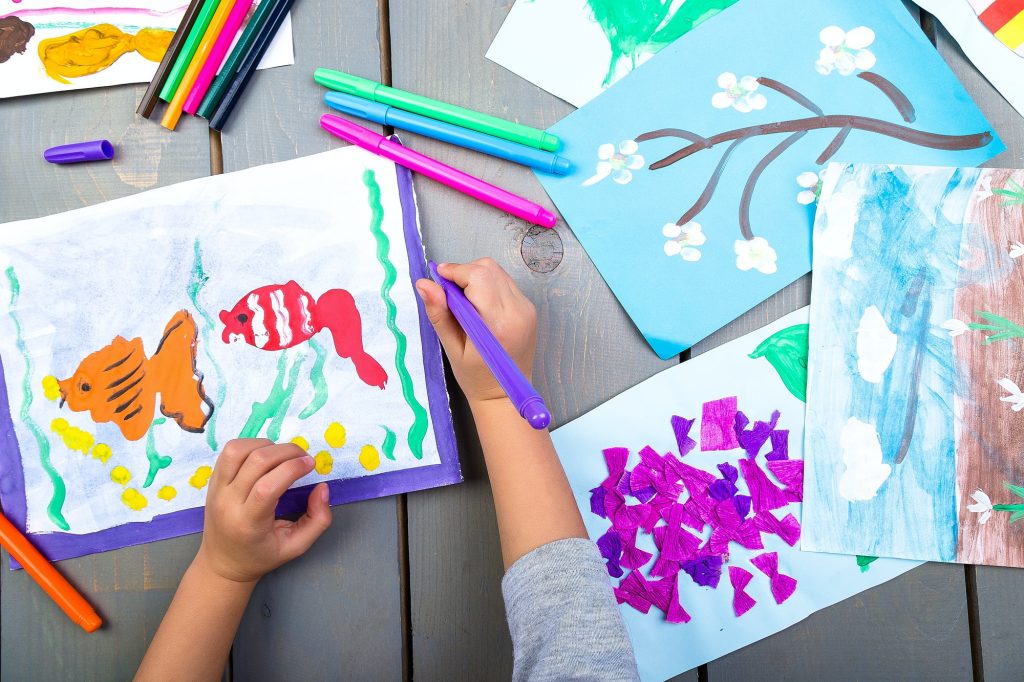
[313,67,561,153]
[197,0,277,119]
[160,0,223,102]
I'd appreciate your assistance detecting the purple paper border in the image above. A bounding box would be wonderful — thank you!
[0,153,462,567]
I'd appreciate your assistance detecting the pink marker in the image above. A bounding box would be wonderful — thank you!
[320,115,558,228]
[183,0,254,115]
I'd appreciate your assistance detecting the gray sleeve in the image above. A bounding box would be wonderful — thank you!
[501,538,641,682]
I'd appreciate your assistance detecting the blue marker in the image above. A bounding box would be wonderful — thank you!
[324,91,573,176]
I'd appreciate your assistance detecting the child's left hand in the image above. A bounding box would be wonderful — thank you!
[195,438,333,584]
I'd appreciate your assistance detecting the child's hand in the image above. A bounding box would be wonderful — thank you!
[416,258,537,406]
[195,439,332,584]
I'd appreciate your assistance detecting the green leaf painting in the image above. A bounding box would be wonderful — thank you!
[749,323,809,403]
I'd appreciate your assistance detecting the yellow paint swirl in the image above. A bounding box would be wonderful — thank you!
[38,24,173,84]
[51,418,93,454]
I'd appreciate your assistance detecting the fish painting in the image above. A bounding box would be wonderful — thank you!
[58,310,214,441]
[220,281,388,390]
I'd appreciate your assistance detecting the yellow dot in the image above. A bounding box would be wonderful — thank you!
[42,375,60,401]
[358,445,380,471]
[91,443,112,463]
[291,436,310,451]
[121,488,148,511]
[50,417,69,434]
[157,486,177,501]
[324,422,347,449]
[78,430,94,454]
[110,466,131,486]
[189,465,213,489]
[314,450,333,475]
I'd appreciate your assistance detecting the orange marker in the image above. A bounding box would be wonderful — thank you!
[0,512,101,633]
[161,0,239,130]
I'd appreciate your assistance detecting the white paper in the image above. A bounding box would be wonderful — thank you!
[912,0,1024,120]
[0,0,294,99]
[0,148,441,535]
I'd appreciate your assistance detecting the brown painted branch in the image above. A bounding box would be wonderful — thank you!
[757,77,823,116]
[636,128,707,144]
[676,138,745,226]
[816,125,851,164]
[857,72,916,123]
[648,115,993,170]
[739,131,807,241]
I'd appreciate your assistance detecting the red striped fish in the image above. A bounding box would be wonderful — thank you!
[220,281,388,389]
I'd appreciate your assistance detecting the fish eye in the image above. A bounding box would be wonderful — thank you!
[236,313,249,323]
[80,382,91,392]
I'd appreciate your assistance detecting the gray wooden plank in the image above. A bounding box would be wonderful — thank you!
[0,82,210,680]
[931,19,1024,682]
[388,1,680,679]
[216,3,404,680]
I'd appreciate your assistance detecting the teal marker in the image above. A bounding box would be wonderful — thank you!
[314,67,561,152]
[160,0,222,102]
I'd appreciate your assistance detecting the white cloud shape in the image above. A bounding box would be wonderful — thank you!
[856,306,897,383]
[838,417,892,501]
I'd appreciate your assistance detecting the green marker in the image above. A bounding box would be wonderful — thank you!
[314,67,561,153]
[197,0,277,119]
[159,0,222,102]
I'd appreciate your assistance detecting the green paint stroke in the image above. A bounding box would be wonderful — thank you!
[363,168,428,459]
[992,178,1024,206]
[380,425,397,461]
[968,311,1024,345]
[298,337,328,420]
[749,323,809,403]
[5,267,69,530]
[856,555,878,572]
[587,0,738,86]
[143,417,170,488]
[239,351,306,440]
[188,239,226,452]
[993,483,1024,523]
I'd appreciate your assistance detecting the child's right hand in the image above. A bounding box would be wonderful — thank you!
[195,439,332,584]
[416,258,538,407]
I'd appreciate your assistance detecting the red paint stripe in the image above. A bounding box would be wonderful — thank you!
[979,0,1024,32]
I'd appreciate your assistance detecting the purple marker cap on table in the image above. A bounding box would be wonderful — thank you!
[428,261,551,430]
[43,140,115,164]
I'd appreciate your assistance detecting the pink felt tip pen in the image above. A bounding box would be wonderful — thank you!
[320,114,558,228]
[183,0,255,115]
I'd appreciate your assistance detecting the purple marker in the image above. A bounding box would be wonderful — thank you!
[428,261,551,430]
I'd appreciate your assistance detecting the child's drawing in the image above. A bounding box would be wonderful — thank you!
[803,163,1024,567]
[0,148,460,563]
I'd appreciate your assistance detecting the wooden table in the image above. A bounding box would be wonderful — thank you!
[1,3,1021,680]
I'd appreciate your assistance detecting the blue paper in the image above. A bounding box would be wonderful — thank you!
[537,0,1004,359]
[551,310,919,680]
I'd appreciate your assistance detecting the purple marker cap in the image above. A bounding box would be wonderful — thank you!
[428,261,551,430]
[44,140,115,164]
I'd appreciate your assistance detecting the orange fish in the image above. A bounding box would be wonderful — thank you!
[57,310,213,442]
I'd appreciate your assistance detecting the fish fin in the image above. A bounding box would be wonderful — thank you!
[151,310,214,432]
[316,289,388,389]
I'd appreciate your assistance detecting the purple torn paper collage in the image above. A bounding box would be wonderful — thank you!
[550,309,919,681]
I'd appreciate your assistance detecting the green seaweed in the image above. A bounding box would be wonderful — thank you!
[143,417,170,488]
[749,323,810,403]
[363,168,429,459]
[994,483,1024,523]
[5,266,69,530]
[188,239,226,451]
[992,178,1024,206]
[856,555,878,572]
[298,337,329,420]
[968,311,1024,345]
[239,350,306,440]
[380,425,397,461]
[586,0,738,86]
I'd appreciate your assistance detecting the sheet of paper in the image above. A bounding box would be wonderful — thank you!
[802,163,1024,567]
[535,0,1004,360]
[0,0,294,99]
[0,147,461,563]
[912,0,1024,121]
[486,0,738,108]
[551,309,919,681]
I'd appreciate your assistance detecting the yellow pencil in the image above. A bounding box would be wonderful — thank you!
[161,0,238,130]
